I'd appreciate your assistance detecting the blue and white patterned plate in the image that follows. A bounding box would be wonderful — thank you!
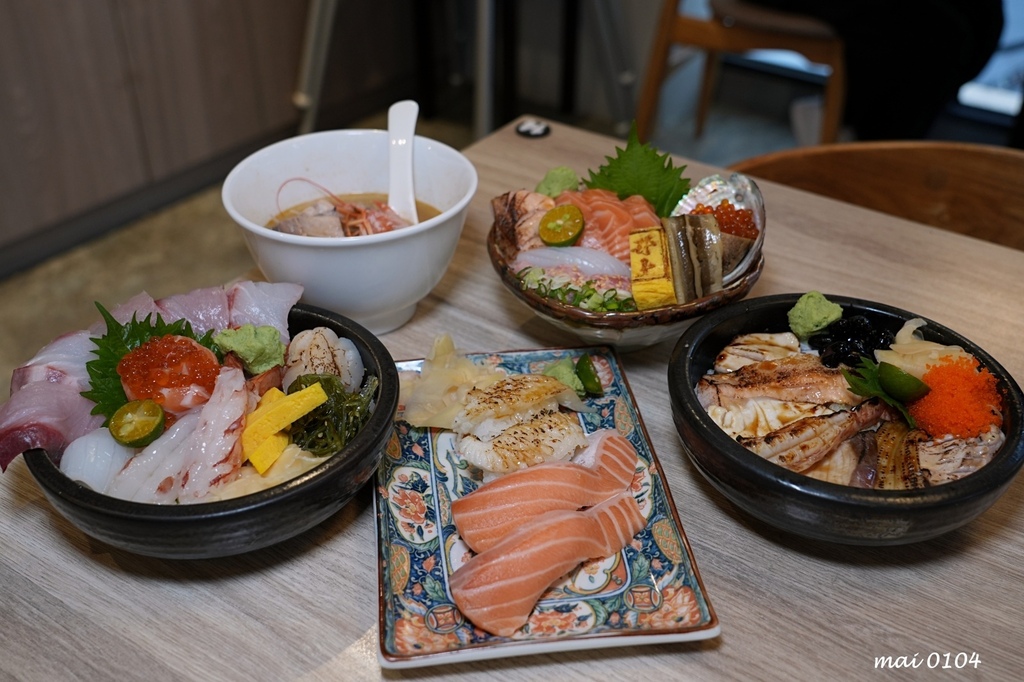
[375,346,720,668]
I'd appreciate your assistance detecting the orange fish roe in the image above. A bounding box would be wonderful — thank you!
[692,199,759,240]
[117,335,220,413]
[908,355,1003,439]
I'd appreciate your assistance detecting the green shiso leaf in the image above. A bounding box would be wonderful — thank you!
[584,121,690,217]
[841,356,916,427]
[80,303,220,425]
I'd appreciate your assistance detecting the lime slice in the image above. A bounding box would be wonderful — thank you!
[575,354,604,396]
[538,205,585,246]
[877,362,930,403]
[110,399,166,448]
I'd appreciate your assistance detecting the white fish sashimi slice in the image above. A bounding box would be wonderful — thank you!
[512,246,631,278]
[87,281,302,343]
[91,292,161,333]
[9,330,96,394]
[156,286,231,336]
[227,281,304,344]
[0,382,104,472]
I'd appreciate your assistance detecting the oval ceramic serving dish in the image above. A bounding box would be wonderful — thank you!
[487,173,767,351]
[23,304,400,560]
[667,293,1024,545]
[487,231,764,351]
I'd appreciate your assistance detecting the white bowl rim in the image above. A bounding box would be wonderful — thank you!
[221,129,478,247]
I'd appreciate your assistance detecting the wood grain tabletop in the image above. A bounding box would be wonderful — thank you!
[2,116,1022,681]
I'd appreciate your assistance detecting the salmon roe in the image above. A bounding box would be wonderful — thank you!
[117,335,220,412]
[692,199,759,240]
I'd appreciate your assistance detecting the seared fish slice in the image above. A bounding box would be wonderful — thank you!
[706,397,834,440]
[918,425,1005,485]
[738,399,890,472]
[457,409,589,477]
[696,353,862,409]
[491,190,553,259]
[452,373,586,441]
[714,332,802,373]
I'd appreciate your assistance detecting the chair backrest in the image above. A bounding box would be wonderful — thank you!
[730,141,1024,250]
[634,0,845,144]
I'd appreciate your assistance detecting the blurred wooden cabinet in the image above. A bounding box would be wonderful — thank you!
[0,0,308,255]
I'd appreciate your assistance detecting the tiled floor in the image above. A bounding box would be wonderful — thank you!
[0,97,791,397]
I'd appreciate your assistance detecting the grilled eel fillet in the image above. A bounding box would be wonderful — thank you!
[738,399,891,472]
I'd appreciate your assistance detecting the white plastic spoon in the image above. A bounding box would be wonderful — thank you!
[387,99,419,224]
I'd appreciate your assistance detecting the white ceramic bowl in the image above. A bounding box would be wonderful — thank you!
[222,129,478,334]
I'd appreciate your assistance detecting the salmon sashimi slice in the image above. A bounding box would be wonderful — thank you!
[451,429,638,552]
[622,194,661,229]
[555,189,659,264]
[449,491,646,637]
[696,353,863,409]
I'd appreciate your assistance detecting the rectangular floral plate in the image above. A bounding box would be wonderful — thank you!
[374,346,720,668]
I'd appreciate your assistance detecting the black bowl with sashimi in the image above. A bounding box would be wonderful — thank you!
[22,304,399,560]
[667,293,1024,546]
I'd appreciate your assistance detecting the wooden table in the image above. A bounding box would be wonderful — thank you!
[3,118,1023,680]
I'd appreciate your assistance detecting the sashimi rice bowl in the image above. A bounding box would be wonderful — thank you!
[0,281,399,558]
[668,293,1024,545]
[488,125,765,349]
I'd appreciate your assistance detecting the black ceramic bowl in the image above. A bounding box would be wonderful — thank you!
[23,304,399,559]
[667,293,1024,545]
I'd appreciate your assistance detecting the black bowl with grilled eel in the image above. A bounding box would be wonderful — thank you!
[668,293,1024,545]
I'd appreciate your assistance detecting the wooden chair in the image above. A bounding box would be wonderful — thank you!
[635,0,845,144]
[730,141,1024,251]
